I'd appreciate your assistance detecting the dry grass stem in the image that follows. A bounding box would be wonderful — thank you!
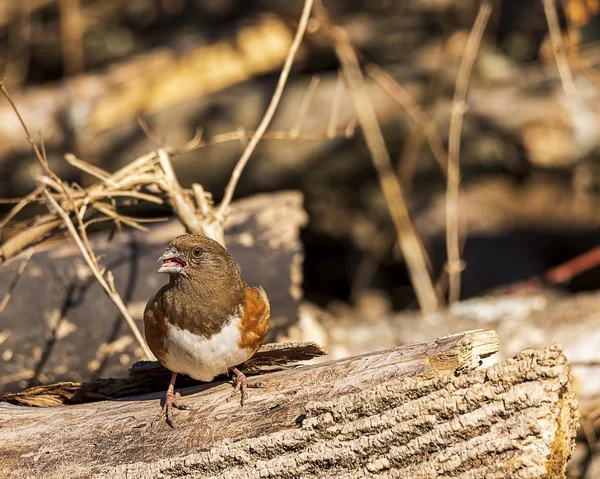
[44,191,154,359]
[543,0,576,96]
[0,247,34,314]
[64,153,114,184]
[157,148,217,240]
[318,8,439,313]
[364,61,448,174]
[446,1,492,305]
[291,74,320,138]
[327,70,345,138]
[0,185,45,229]
[0,80,153,359]
[59,0,85,76]
[0,121,350,265]
[216,0,314,222]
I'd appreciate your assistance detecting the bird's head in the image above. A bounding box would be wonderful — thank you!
[158,234,241,282]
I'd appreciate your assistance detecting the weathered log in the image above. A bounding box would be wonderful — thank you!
[0,190,307,392]
[0,329,581,478]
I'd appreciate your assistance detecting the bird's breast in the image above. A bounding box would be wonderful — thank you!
[161,310,251,382]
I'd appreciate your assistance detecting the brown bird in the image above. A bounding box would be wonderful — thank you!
[144,234,270,426]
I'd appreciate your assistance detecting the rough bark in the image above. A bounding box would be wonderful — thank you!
[0,329,580,478]
[0,190,307,393]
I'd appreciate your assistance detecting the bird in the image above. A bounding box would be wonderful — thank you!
[143,233,270,426]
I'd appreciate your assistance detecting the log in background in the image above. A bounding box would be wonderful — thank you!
[0,190,307,393]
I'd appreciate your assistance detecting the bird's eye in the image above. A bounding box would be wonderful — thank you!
[192,247,203,257]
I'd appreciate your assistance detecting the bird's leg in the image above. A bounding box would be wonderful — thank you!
[155,372,190,428]
[229,367,264,406]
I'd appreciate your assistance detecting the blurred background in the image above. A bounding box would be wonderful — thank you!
[1,0,599,307]
[0,0,600,475]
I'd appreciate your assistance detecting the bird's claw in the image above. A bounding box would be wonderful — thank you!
[228,368,264,406]
[152,391,190,428]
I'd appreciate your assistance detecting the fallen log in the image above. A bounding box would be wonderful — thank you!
[0,330,580,478]
[0,190,307,392]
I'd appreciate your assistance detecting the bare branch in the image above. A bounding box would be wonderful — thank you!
[59,0,85,76]
[64,153,114,185]
[0,247,34,313]
[216,0,314,222]
[543,0,575,96]
[364,61,448,174]
[317,7,439,313]
[44,191,154,360]
[327,70,345,138]
[446,1,492,305]
[290,74,320,138]
[0,185,45,229]
[156,148,211,238]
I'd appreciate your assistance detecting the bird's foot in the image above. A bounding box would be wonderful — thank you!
[153,391,190,428]
[228,367,264,406]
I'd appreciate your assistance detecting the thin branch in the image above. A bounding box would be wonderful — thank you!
[290,74,320,138]
[542,0,575,96]
[446,1,492,305]
[216,0,314,221]
[64,153,114,185]
[544,245,600,284]
[0,247,34,313]
[59,0,85,76]
[364,61,448,174]
[157,148,208,237]
[318,7,439,313]
[327,70,345,138]
[44,191,154,360]
[0,185,45,228]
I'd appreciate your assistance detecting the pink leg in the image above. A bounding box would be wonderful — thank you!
[229,367,264,406]
[155,372,190,428]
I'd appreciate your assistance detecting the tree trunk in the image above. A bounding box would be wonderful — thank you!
[0,329,580,478]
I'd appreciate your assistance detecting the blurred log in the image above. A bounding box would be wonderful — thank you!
[415,177,600,239]
[0,330,581,479]
[0,190,307,392]
[0,14,295,163]
[568,393,600,479]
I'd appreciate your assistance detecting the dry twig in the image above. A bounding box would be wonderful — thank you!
[44,191,154,359]
[0,80,153,359]
[317,4,439,313]
[291,74,320,138]
[59,0,84,76]
[216,0,314,223]
[446,2,492,305]
[543,0,576,96]
[0,247,34,314]
[364,62,448,174]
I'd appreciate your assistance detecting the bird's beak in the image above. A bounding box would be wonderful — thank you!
[158,247,187,274]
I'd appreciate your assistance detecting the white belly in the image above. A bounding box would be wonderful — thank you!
[161,316,251,381]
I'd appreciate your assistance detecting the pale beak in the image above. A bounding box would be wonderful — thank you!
[158,247,186,274]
